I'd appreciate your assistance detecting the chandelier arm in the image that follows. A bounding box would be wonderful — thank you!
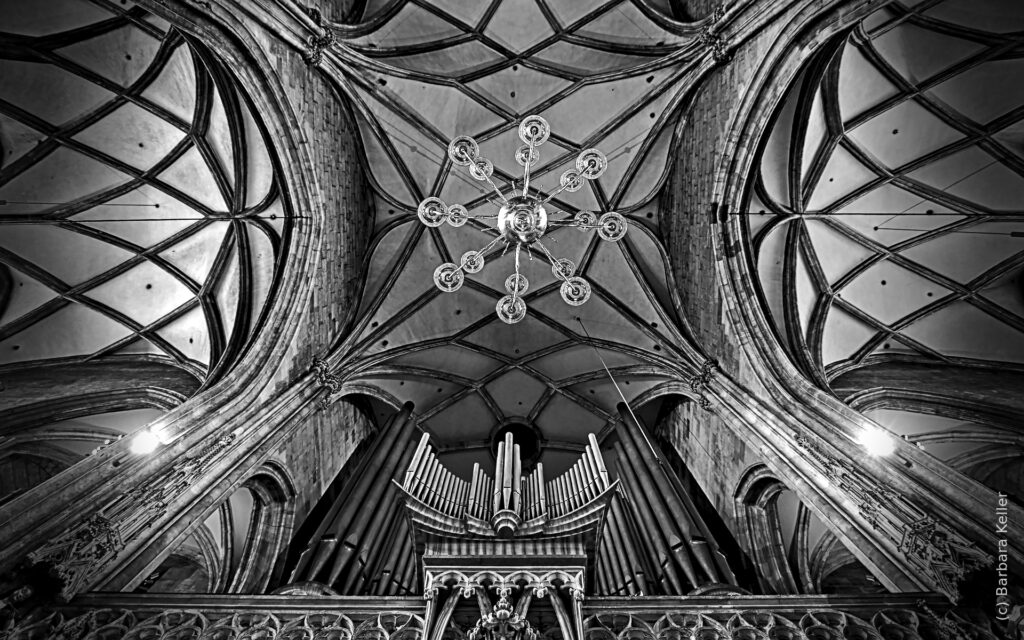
[533,240,569,283]
[513,244,522,305]
[478,165,509,205]
[522,141,535,198]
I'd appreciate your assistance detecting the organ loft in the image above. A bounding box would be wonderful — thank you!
[0,0,1022,639]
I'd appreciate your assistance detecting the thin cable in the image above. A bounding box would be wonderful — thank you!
[576,316,660,462]
[0,215,303,223]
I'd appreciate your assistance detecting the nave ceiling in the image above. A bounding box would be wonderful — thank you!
[326,0,719,475]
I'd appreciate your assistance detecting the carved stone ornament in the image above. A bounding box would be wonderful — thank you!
[794,433,992,602]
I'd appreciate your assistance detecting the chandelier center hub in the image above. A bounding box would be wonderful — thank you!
[498,195,547,245]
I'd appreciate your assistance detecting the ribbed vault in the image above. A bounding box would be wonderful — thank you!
[0,0,292,384]
[746,0,1024,386]
[326,0,711,475]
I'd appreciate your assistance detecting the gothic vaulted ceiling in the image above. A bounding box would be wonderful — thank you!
[747,0,1024,386]
[0,0,291,384]
[328,0,708,474]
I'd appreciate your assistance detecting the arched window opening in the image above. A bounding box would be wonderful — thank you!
[865,407,1023,506]
[735,466,884,595]
[0,407,165,503]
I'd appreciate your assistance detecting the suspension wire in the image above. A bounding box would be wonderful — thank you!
[576,316,660,462]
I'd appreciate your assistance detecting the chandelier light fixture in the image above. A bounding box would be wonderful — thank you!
[416,115,628,324]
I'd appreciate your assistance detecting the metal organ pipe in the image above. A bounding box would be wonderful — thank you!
[613,439,687,593]
[290,402,415,585]
[617,404,721,584]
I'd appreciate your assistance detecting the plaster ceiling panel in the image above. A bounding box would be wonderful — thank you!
[381,75,504,140]
[117,337,163,355]
[485,368,549,417]
[804,221,875,284]
[205,89,236,189]
[241,100,273,207]
[429,0,491,27]
[388,42,505,78]
[359,224,414,316]
[358,376,465,415]
[156,304,209,365]
[543,0,617,29]
[368,286,496,354]
[902,302,1024,363]
[159,221,229,285]
[929,60,1024,124]
[595,89,677,199]
[0,60,115,126]
[619,123,673,208]
[213,242,240,340]
[530,290,659,354]
[941,162,1024,211]
[0,267,58,326]
[528,344,637,380]
[576,3,683,46]
[464,314,569,359]
[756,225,788,329]
[391,345,502,379]
[994,121,1024,161]
[367,100,448,201]
[980,269,1024,319]
[834,187,960,246]
[838,45,900,123]
[0,225,133,285]
[800,89,828,179]
[870,22,982,84]
[72,187,201,248]
[567,376,666,416]
[0,147,132,214]
[73,102,186,171]
[469,65,573,115]
[905,146,992,193]
[587,240,670,331]
[0,0,112,36]
[356,114,416,206]
[821,306,877,365]
[539,68,678,145]
[158,145,228,212]
[534,393,606,442]
[622,226,674,315]
[363,229,443,329]
[424,392,497,442]
[57,25,161,88]
[0,115,47,166]
[0,304,133,365]
[759,84,798,207]
[794,250,817,333]
[246,225,275,318]
[532,41,648,75]
[847,100,964,169]
[84,259,194,326]
[900,222,1023,283]
[349,4,462,48]
[141,44,197,124]
[484,0,554,53]
[925,0,1024,34]
[804,144,878,211]
[839,259,952,325]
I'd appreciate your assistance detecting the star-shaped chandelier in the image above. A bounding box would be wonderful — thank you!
[416,115,627,324]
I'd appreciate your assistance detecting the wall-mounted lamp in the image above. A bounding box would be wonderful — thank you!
[857,427,896,457]
[129,429,161,455]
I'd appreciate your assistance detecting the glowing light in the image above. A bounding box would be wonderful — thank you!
[857,427,895,457]
[130,429,161,455]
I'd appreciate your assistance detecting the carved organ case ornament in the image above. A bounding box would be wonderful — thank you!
[397,432,614,640]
